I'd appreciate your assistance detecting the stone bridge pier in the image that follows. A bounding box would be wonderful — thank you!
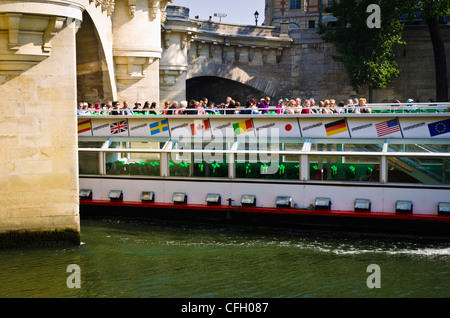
[0,0,173,247]
[0,0,85,246]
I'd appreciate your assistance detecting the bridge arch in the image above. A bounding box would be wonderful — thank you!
[186,63,278,99]
[76,2,116,102]
[187,76,269,105]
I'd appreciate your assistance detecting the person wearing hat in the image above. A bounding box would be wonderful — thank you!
[406,98,416,112]
[259,96,271,114]
[276,98,288,114]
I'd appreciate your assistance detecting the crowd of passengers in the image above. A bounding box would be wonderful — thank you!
[77,96,442,116]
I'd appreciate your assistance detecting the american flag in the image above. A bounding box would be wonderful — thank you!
[110,120,128,135]
[375,119,400,137]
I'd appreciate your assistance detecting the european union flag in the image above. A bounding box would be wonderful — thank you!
[150,119,169,135]
[428,118,450,137]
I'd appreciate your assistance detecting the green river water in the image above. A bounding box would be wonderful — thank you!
[0,216,449,298]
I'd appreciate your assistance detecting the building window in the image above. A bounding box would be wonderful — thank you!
[290,0,301,10]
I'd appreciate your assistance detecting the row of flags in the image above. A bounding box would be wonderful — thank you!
[324,118,448,137]
[78,119,253,136]
[79,118,450,138]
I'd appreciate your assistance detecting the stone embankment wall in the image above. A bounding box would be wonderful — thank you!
[288,25,450,103]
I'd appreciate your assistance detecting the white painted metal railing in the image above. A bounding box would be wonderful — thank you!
[77,102,450,116]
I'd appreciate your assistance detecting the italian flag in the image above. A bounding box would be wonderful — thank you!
[233,119,253,135]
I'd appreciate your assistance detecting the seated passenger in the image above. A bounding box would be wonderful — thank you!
[294,98,302,114]
[162,101,171,115]
[122,101,134,115]
[206,101,219,115]
[240,101,260,114]
[176,100,187,115]
[225,97,237,115]
[77,102,87,115]
[259,96,271,114]
[168,101,178,115]
[301,99,311,114]
[335,100,346,113]
[284,100,296,114]
[355,98,371,113]
[346,99,354,113]
[133,102,143,114]
[111,101,122,115]
[406,98,417,112]
[148,102,158,115]
[94,103,101,114]
[185,99,198,115]
[197,101,206,115]
[276,99,286,114]
[87,103,95,114]
[321,99,333,114]
[309,98,320,114]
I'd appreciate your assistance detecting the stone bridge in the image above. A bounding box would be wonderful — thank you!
[160,6,293,104]
[0,0,294,246]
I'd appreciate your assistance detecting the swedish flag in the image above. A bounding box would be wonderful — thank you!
[428,118,450,137]
[150,119,169,135]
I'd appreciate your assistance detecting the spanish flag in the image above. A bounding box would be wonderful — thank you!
[233,119,253,135]
[78,119,91,134]
[325,119,348,136]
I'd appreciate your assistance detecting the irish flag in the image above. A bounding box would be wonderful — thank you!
[233,119,253,135]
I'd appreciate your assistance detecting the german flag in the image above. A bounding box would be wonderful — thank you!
[78,119,91,134]
[233,119,253,135]
[325,119,347,136]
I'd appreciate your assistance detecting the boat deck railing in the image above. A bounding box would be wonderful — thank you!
[77,102,450,116]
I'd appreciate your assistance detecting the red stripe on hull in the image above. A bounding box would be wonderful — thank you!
[79,200,450,222]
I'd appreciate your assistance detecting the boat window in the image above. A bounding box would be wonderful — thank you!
[387,156,450,184]
[309,155,380,182]
[387,142,450,153]
[78,138,108,148]
[309,139,384,152]
[105,152,161,177]
[107,137,169,150]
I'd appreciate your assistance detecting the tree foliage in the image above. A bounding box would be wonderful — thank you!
[320,0,450,101]
[418,0,450,101]
[318,0,409,95]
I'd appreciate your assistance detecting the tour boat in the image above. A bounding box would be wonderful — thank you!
[78,103,450,237]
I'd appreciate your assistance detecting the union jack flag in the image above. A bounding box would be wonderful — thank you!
[110,120,128,135]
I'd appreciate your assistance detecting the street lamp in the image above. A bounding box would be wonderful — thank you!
[254,11,259,26]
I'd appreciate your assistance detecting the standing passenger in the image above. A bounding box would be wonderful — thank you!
[225,96,237,115]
